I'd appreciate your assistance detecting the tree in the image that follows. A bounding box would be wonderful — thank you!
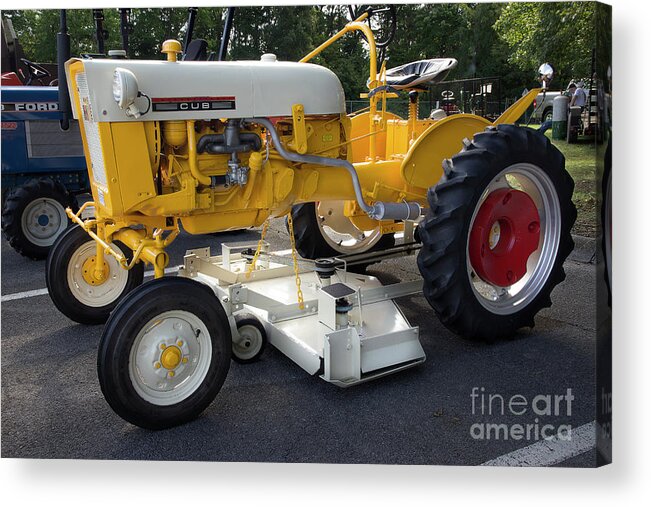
[309,5,369,99]
[494,2,596,88]
[2,4,595,104]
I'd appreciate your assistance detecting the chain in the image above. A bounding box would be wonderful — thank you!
[246,219,270,278]
[286,213,305,310]
[245,214,304,310]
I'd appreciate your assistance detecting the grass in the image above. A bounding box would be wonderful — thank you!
[529,127,597,237]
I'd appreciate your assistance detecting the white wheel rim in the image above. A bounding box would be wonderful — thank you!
[466,163,562,315]
[233,324,263,361]
[21,197,68,247]
[317,200,384,254]
[129,310,212,406]
[67,240,129,307]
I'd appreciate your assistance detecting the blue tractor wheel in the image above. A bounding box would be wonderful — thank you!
[1,177,78,259]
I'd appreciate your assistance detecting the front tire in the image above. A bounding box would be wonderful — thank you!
[1,178,77,259]
[46,225,144,324]
[417,124,576,342]
[97,277,232,430]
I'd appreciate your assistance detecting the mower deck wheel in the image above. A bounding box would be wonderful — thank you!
[232,313,268,364]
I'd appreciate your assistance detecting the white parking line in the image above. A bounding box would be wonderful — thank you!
[1,288,49,302]
[481,420,596,467]
[1,266,180,303]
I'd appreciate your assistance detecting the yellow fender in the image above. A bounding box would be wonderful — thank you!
[400,114,491,190]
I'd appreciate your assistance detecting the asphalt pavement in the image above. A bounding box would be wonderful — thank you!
[1,221,598,466]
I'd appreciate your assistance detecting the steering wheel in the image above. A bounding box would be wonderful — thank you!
[19,58,51,85]
[347,5,397,49]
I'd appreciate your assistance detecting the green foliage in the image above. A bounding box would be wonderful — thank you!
[310,5,368,99]
[229,6,316,61]
[3,4,597,101]
[529,127,597,237]
[494,2,596,89]
[4,9,109,61]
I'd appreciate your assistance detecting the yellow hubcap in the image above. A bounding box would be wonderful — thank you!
[81,256,110,285]
[160,345,182,370]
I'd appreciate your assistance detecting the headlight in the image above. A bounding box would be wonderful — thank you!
[538,62,554,89]
[112,68,139,113]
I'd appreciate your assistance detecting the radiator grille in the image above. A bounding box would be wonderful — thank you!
[25,120,84,158]
[75,72,107,187]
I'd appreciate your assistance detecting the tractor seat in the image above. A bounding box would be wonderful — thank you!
[376,58,458,90]
[183,39,208,61]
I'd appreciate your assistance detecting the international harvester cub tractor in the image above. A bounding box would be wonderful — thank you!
[47,10,576,429]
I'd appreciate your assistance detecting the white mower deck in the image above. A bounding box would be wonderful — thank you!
[178,242,426,386]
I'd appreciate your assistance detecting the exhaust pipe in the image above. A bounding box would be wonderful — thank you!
[246,117,421,221]
[57,10,71,130]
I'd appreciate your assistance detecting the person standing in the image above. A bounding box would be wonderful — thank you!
[569,80,587,112]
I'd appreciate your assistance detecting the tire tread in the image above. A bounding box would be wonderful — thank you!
[1,177,77,259]
[416,124,576,342]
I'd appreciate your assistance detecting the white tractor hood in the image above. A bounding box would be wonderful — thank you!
[66,56,346,123]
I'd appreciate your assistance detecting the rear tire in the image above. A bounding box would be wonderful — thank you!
[1,178,77,259]
[97,277,231,430]
[290,201,395,260]
[601,139,612,305]
[46,224,144,325]
[417,124,576,342]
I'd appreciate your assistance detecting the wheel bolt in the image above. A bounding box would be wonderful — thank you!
[177,340,184,347]
[160,343,166,350]
[154,362,161,369]
[168,371,175,378]
[182,357,188,364]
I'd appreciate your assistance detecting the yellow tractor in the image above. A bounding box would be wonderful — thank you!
[47,9,575,429]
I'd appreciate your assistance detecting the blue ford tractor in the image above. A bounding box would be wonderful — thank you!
[1,9,135,259]
[1,85,88,259]
[1,15,89,259]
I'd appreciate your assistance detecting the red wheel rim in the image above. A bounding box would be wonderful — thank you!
[469,188,541,287]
